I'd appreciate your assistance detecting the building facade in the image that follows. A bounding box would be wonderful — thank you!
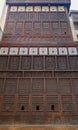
[0,0,78,125]
[70,10,78,41]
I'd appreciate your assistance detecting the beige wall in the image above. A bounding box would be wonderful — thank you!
[0,0,8,40]
[69,16,78,41]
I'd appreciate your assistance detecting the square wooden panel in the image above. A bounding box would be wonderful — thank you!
[0,79,4,94]
[17,96,29,111]
[72,79,78,94]
[57,56,68,70]
[59,79,72,94]
[8,56,20,70]
[2,96,15,112]
[46,96,59,112]
[21,56,32,70]
[45,78,58,95]
[15,22,24,36]
[69,56,78,70]
[33,56,43,70]
[18,78,31,95]
[4,78,17,94]
[4,22,15,35]
[32,78,44,95]
[45,56,56,70]
[61,96,73,112]
[32,96,44,111]
[0,56,8,70]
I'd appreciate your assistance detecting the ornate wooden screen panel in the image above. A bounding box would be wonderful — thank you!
[61,95,74,112]
[0,79,4,94]
[15,22,24,36]
[8,12,18,21]
[18,78,31,95]
[2,96,15,112]
[18,12,26,21]
[24,22,32,37]
[31,72,44,77]
[17,96,29,112]
[8,56,20,70]
[45,56,55,70]
[75,96,78,113]
[6,71,23,78]
[33,22,41,37]
[42,22,51,37]
[32,96,44,111]
[33,56,43,70]
[57,56,68,70]
[21,56,32,70]
[32,78,44,95]
[45,78,58,95]
[58,12,67,21]
[4,22,15,36]
[4,78,17,94]
[69,56,78,70]
[46,96,59,112]
[72,79,78,95]
[59,78,72,95]
[0,56,8,70]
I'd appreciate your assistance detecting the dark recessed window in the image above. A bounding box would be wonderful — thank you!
[21,105,25,111]
[51,105,55,111]
[36,105,40,111]
[64,31,67,34]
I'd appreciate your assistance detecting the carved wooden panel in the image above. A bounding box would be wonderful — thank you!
[46,96,59,111]
[32,96,44,111]
[45,79,58,95]
[72,79,78,94]
[69,56,78,70]
[18,12,26,21]
[57,56,67,70]
[18,78,31,95]
[17,96,29,111]
[0,56,8,70]
[45,56,55,70]
[4,79,17,94]
[15,22,24,36]
[59,79,72,94]
[21,56,32,70]
[33,56,43,70]
[32,79,44,95]
[61,96,73,112]
[8,12,18,21]
[24,22,32,37]
[4,22,14,35]
[0,79,4,94]
[2,96,15,112]
[8,56,19,70]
